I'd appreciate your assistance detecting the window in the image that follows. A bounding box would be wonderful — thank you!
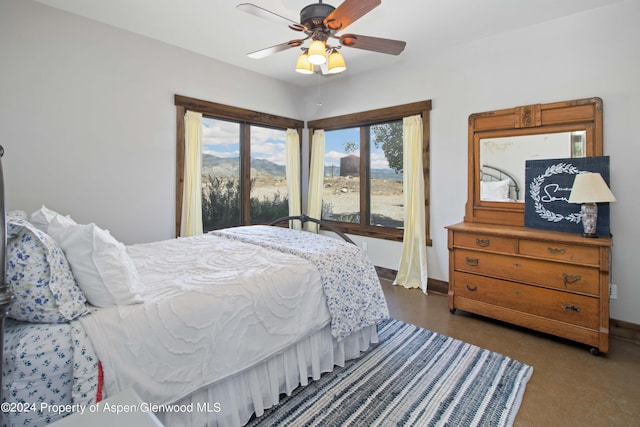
[175,95,303,234]
[249,124,289,225]
[308,101,431,244]
[323,121,404,228]
[323,127,362,225]
[200,117,241,230]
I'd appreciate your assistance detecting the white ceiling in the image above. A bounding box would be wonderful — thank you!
[35,0,620,87]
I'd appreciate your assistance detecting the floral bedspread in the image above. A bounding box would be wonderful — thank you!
[213,225,389,341]
[2,319,99,427]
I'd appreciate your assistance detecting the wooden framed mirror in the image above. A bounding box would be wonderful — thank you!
[464,97,603,226]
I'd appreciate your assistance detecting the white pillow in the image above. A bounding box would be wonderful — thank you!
[48,219,143,307]
[30,205,77,233]
[480,179,511,201]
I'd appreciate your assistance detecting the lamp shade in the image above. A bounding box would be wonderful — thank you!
[327,50,346,74]
[568,172,616,203]
[295,53,314,74]
[307,39,327,65]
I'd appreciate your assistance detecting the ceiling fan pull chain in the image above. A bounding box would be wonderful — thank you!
[316,74,323,107]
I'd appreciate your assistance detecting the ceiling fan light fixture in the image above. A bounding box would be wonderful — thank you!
[239,0,406,77]
[307,39,327,65]
[327,49,346,74]
[295,52,314,74]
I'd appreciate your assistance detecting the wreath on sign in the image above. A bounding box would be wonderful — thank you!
[529,162,584,223]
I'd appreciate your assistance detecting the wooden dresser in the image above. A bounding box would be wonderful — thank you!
[447,222,612,354]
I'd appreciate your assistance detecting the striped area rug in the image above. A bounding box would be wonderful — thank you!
[247,318,533,427]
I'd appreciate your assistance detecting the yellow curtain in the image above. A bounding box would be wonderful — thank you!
[285,129,302,230]
[180,111,203,237]
[306,129,325,233]
[394,115,428,293]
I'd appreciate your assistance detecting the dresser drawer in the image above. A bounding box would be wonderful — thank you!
[453,232,516,254]
[447,222,611,353]
[454,249,599,296]
[519,239,600,265]
[453,272,598,329]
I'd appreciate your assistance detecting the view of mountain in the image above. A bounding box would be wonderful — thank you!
[202,154,286,178]
[202,154,402,181]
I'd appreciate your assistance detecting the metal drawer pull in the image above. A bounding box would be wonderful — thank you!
[465,257,479,266]
[466,285,478,292]
[563,273,581,284]
[562,304,581,312]
[548,247,566,255]
[475,238,490,247]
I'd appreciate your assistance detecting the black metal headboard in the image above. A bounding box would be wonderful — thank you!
[0,146,14,403]
[269,214,355,245]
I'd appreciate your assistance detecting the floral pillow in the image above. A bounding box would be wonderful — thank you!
[7,210,28,221]
[6,217,89,323]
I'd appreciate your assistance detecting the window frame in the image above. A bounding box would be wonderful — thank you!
[175,95,304,236]
[308,101,432,244]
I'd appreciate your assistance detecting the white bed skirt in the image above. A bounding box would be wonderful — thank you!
[156,323,379,427]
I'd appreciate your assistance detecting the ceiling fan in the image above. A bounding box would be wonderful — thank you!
[237,0,406,75]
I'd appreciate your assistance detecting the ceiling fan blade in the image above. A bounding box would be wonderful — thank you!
[324,0,381,31]
[247,39,304,59]
[237,3,305,31]
[339,34,406,55]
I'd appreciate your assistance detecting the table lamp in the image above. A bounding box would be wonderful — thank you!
[568,172,615,237]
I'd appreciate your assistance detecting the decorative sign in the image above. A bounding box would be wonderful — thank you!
[524,156,611,236]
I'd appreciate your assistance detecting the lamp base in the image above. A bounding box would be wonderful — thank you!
[581,202,598,238]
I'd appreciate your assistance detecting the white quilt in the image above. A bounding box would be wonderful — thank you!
[213,226,389,341]
[79,232,331,405]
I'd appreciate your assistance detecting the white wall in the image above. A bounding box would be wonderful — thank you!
[0,0,305,244]
[1,0,638,324]
[307,0,640,324]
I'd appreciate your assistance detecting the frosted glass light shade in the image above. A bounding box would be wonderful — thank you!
[568,172,616,203]
[307,40,327,65]
[327,50,346,74]
[295,53,314,74]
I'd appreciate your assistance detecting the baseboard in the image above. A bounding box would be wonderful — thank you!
[375,266,639,344]
[375,266,396,281]
[610,318,640,344]
[374,266,448,295]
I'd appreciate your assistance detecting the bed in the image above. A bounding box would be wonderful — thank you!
[1,204,388,427]
[480,164,521,202]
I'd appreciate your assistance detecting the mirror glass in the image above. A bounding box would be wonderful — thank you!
[479,131,586,202]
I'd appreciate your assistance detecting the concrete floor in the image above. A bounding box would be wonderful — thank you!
[380,279,640,427]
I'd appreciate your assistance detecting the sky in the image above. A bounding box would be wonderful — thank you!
[202,117,287,165]
[202,117,391,169]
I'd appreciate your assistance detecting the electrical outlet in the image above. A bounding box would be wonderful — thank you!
[609,283,618,299]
